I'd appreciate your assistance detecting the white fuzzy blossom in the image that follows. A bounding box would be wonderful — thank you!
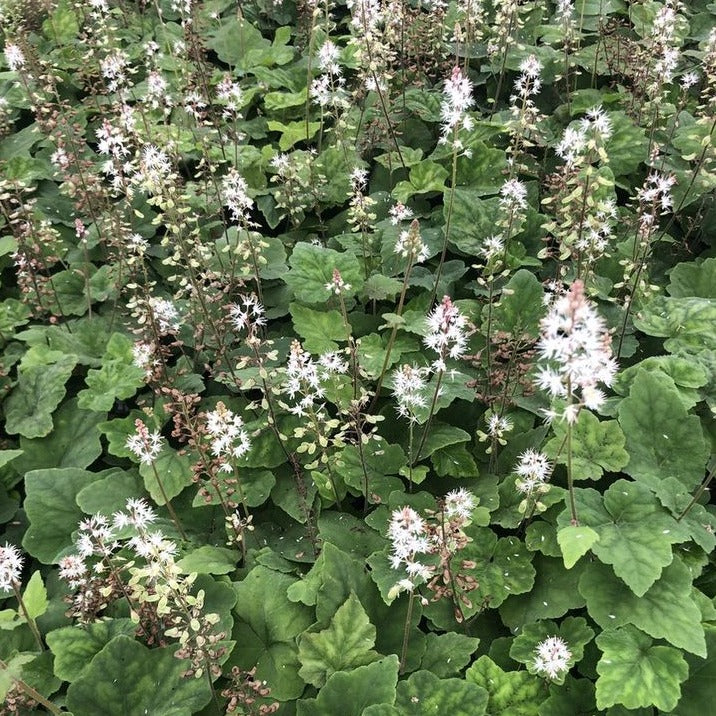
[205,401,252,471]
[389,202,413,224]
[125,419,164,464]
[100,50,130,92]
[440,66,475,154]
[216,76,243,117]
[533,636,572,680]
[424,296,468,371]
[394,219,429,264]
[444,488,476,520]
[488,414,513,440]
[535,280,617,419]
[325,268,352,296]
[230,294,266,333]
[515,449,552,496]
[132,341,158,378]
[148,296,180,334]
[4,43,25,71]
[0,543,23,590]
[283,340,347,417]
[555,107,612,166]
[387,506,432,580]
[222,168,254,224]
[113,498,157,531]
[392,363,429,420]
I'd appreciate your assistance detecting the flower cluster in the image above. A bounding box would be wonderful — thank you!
[387,490,478,617]
[310,41,348,109]
[148,296,180,334]
[392,363,429,421]
[222,168,254,224]
[0,543,23,590]
[535,280,618,420]
[394,219,429,264]
[325,267,352,296]
[205,401,252,471]
[283,340,348,417]
[439,66,475,154]
[533,636,572,680]
[230,294,266,335]
[424,296,468,371]
[514,448,552,513]
[125,419,164,464]
[555,106,612,166]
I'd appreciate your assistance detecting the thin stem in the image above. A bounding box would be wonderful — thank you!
[430,146,459,306]
[414,369,445,465]
[677,461,716,522]
[399,592,415,673]
[150,462,188,541]
[565,387,578,525]
[13,585,44,652]
[0,658,64,715]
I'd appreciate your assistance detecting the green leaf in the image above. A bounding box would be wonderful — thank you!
[419,632,480,678]
[614,356,707,410]
[66,636,211,716]
[617,369,709,490]
[286,243,363,303]
[209,17,269,68]
[267,120,321,151]
[424,529,535,628]
[5,353,77,438]
[544,412,628,481]
[466,655,544,716]
[595,626,689,712]
[77,333,146,412]
[334,441,406,504]
[579,560,706,657]
[0,450,23,469]
[431,443,479,478]
[676,625,716,715]
[298,593,380,688]
[317,512,385,559]
[15,398,104,472]
[138,447,193,505]
[23,468,102,563]
[47,619,137,681]
[43,0,79,43]
[538,676,597,716]
[232,566,314,700]
[510,617,595,683]
[290,302,349,353]
[395,670,489,715]
[22,571,48,621]
[487,270,545,338]
[634,295,716,353]
[362,274,402,302]
[558,480,683,596]
[654,477,716,553]
[446,191,500,255]
[393,161,448,202]
[499,555,586,630]
[668,257,716,299]
[297,656,399,716]
[557,526,600,568]
[0,299,31,337]
[604,112,648,177]
[177,546,239,575]
[76,470,144,516]
[414,423,471,460]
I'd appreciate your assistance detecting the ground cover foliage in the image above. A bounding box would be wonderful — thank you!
[0,0,715,712]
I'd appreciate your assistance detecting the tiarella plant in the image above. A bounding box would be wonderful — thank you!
[0,0,715,714]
